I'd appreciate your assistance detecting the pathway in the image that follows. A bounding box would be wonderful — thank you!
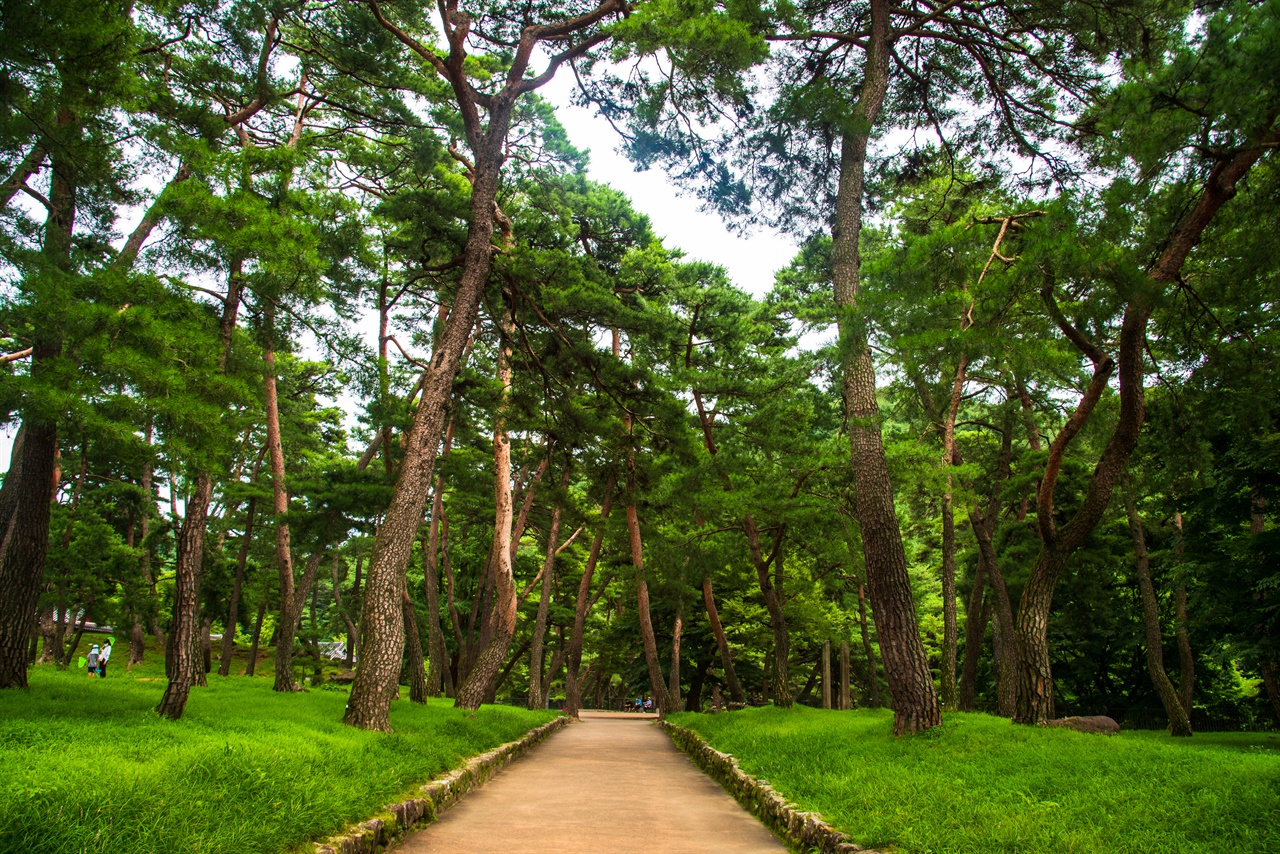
[392,711,787,853]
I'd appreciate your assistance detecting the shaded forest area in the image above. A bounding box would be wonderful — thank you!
[0,0,1276,737]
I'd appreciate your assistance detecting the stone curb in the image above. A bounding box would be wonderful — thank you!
[314,716,570,854]
[659,720,887,854]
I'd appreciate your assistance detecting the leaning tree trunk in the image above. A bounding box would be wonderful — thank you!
[422,419,455,696]
[157,266,243,718]
[702,576,746,703]
[0,119,76,689]
[564,484,615,717]
[666,602,684,713]
[403,581,428,704]
[1013,117,1273,726]
[219,498,256,676]
[453,297,518,711]
[1127,500,1192,736]
[627,502,672,716]
[744,516,792,708]
[938,355,968,711]
[528,487,566,711]
[831,0,939,734]
[344,156,505,731]
[857,582,883,707]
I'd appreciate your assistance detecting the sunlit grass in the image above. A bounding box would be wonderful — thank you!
[669,705,1280,854]
[1,665,559,854]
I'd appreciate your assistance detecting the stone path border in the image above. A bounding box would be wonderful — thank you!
[314,716,569,854]
[660,720,887,854]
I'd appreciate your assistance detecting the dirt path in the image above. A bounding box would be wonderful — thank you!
[392,711,787,853]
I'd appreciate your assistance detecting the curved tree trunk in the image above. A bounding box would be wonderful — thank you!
[219,498,256,676]
[702,576,746,704]
[453,296,517,711]
[628,502,672,716]
[528,486,567,710]
[831,1,939,734]
[564,482,614,717]
[744,515,792,707]
[1127,500,1192,736]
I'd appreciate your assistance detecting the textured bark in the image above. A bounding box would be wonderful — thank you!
[628,503,672,715]
[0,115,75,689]
[667,604,684,712]
[831,0,939,735]
[744,516,792,707]
[821,641,832,709]
[958,558,988,712]
[938,356,968,711]
[423,420,455,696]
[1014,119,1274,726]
[263,304,303,694]
[972,513,1017,717]
[857,582,883,707]
[1172,509,1194,715]
[564,483,614,717]
[528,482,567,710]
[840,641,852,711]
[158,265,242,717]
[274,550,324,693]
[1127,501,1192,736]
[453,301,518,711]
[156,476,214,718]
[219,499,256,676]
[129,621,146,666]
[403,581,428,704]
[331,553,358,670]
[702,576,746,703]
[245,598,267,677]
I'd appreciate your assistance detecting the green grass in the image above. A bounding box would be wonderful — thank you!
[668,706,1280,854]
[1,662,559,854]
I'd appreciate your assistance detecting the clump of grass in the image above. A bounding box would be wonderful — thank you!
[669,706,1280,854]
[0,668,559,854]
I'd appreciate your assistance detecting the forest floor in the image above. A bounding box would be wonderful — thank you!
[391,711,787,854]
[0,650,559,854]
[669,705,1280,854]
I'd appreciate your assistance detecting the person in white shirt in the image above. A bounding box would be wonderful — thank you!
[98,641,112,678]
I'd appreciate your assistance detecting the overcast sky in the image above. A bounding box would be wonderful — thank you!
[539,72,799,299]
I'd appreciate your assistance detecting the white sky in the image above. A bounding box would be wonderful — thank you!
[539,72,799,299]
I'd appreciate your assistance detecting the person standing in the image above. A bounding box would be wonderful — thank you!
[98,640,112,678]
[86,644,100,678]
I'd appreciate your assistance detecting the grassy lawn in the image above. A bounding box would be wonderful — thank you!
[668,706,1280,854]
[1,658,559,854]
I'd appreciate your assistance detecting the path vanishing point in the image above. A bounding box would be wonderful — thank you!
[392,711,788,853]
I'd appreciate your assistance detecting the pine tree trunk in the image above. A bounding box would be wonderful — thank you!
[972,513,1017,717]
[831,4,940,734]
[245,598,267,677]
[744,516,792,707]
[344,146,505,729]
[667,603,683,713]
[219,499,256,677]
[453,296,518,711]
[628,503,672,716]
[1127,501,1192,736]
[840,641,852,711]
[565,484,614,717]
[958,558,988,712]
[702,576,746,703]
[129,621,146,666]
[0,118,75,689]
[403,581,428,704]
[1173,509,1194,715]
[857,582,883,707]
[528,489,566,710]
[157,266,242,718]
[422,421,455,696]
[821,640,832,709]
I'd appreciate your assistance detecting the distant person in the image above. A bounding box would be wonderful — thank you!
[86,644,100,678]
[643,696,653,713]
[98,641,112,678]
